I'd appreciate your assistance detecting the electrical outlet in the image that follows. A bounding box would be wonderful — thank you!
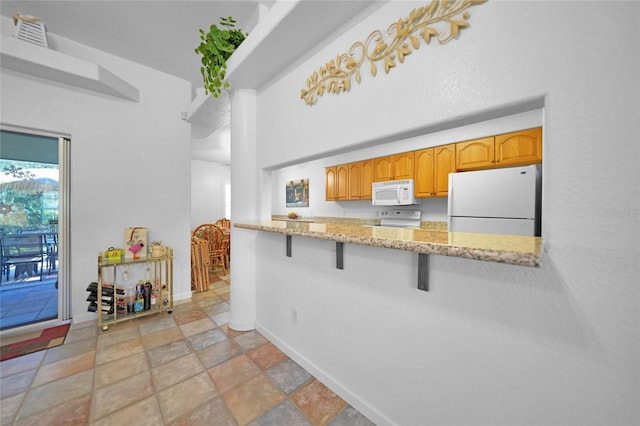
[291,308,298,324]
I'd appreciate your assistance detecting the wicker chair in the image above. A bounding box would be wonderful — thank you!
[190,236,209,292]
[192,224,228,275]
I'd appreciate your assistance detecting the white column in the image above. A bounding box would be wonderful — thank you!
[229,88,257,331]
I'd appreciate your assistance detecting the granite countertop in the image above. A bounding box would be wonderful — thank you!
[234,220,542,267]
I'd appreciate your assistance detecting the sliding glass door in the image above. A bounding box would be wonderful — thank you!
[0,129,69,331]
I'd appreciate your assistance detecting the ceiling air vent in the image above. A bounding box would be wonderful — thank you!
[12,14,49,48]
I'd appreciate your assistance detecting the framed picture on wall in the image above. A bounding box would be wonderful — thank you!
[286,179,309,207]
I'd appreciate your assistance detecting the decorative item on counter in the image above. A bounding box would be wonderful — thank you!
[287,212,298,219]
[150,241,167,258]
[104,247,124,262]
[125,227,147,259]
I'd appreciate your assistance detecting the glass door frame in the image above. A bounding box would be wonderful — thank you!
[0,124,71,336]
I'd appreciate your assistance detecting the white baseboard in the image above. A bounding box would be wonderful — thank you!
[255,322,393,426]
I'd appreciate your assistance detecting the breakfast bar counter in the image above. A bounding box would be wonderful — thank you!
[234,220,542,267]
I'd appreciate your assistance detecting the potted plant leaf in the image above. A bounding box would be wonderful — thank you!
[195,16,247,98]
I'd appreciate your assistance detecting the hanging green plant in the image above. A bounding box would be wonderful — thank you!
[195,16,247,98]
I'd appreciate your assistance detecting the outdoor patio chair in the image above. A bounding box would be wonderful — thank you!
[0,234,46,283]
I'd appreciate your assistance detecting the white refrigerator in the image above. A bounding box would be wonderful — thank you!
[447,165,541,236]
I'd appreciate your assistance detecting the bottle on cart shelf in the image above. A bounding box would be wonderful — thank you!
[162,284,169,307]
[126,287,135,313]
[151,279,159,308]
[134,282,144,313]
[143,281,152,310]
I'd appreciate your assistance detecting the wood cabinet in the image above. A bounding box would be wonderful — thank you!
[325,167,336,200]
[348,159,374,200]
[415,144,455,197]
[495,127,542,167]
[456,127,542,171]
[374,151,414,182]
[328,127,541,200]
[455,136,495,171]
[326,164,349,200]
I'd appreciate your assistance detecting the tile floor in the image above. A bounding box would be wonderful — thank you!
[0,272,375,426]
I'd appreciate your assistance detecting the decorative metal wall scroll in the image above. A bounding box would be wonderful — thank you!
[300,0,487,106]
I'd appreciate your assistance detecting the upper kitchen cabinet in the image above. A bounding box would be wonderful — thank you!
[326,164,349,201]
[349,159,374,200]
[415,144,455,197]
[455,137,495,171]
[325,166,337,200]
[456,128,542,171]
[494,127,543,167]
[374,152,414,182]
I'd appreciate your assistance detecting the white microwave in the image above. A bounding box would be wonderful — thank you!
[372,179,417,206]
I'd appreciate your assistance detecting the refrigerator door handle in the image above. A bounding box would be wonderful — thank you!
[447,173,453,214]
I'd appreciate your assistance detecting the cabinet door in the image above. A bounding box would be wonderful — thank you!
[336,164,349,200]
[495,127,542,167]
[360,159,374,200]
[374,156,393,182]
[325,166,337,200]
[455,137,495,171]
[393,151,415,180]
[348,162,362,200]
[414,148,434,197]
[433,144,455,196]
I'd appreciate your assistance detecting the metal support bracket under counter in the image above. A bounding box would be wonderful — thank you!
[285,235,345,271]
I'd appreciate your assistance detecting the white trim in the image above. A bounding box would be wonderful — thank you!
[255,321,394,426]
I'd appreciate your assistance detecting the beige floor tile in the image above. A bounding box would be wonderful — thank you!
[168,396,237,426]
[146,339,191,368]
[179,317,217,337]
[157,371,218,424]
[196,339,242,369]
[208,354,261,394]
[0,391,25,425]
[96,324,140,348]
[172,309,208,325]
[222,374,285,425]
[0,369,37,399]
[0,351,45,378]
[92,395,164,426]
[94,351,149,389]
[64,324,98,344]
[31,350,95,387]
[14,394,91,426]
[17,369,93,420]
[151,352,204,391]
[95,336,144,365]
[91,370,155,420]
[138,315,177,335]
[140,325,183,350]
[291,379,347,426]
[233,330,268,352]
[42,337,96,365]
[246,342,288,371]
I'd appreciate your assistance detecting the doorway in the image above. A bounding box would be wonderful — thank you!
[0,129,69,332]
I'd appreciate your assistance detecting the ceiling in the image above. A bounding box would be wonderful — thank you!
[0,0,274,164]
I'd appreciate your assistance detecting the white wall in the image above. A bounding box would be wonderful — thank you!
[1,17,193,322]
[190,160,229,229]
[247,1,639,425]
